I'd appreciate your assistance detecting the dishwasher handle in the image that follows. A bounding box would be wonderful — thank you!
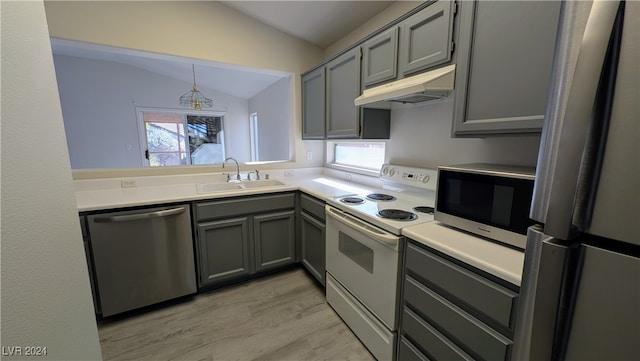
[93,206,186,223]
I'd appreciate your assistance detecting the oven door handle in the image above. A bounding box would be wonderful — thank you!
[326,206,399,246]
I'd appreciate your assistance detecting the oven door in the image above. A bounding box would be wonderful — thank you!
[325,205,401,330]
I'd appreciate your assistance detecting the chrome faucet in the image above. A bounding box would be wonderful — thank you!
[246,170,260,181]
[222,157,240,181]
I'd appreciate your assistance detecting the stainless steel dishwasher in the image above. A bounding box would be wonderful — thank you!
[87,204,196,317]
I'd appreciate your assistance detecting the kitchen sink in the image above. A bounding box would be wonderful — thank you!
[196,179,286,194]
[196,183,243,193]
[239,179,285,188]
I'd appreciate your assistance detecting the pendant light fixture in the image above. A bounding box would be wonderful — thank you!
[179,64,213,110]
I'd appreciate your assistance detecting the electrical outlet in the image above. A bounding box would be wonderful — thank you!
[121,179,137,188]
[284,170,294,177]
[306,151,313,160]
[345,173,352,181]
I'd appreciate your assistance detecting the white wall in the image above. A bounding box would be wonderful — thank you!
[44,1,323,75]
[0,2,103,360]
[249,77,292,161]
[44,1,326,177]
[386,100,541,168]
[53,54,251,168]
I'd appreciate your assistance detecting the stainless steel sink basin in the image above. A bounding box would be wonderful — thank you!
[196,183,243,194]
[196,179,286,194]
[239,179,285,188]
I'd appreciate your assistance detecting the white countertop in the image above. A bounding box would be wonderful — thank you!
[75,170,523,287]
[402,221,525,286]
[74,172,373,212]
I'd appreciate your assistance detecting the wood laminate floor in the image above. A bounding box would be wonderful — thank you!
[98,268,375,361]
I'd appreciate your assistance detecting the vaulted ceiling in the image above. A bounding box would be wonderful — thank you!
[220,1,395,48]
[51,1,397,99]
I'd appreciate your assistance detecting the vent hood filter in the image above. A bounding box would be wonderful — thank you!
[354,64,455,107]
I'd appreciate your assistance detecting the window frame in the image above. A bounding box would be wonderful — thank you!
[250,112,259,162]
[325,140,387,177]
[136,107,226,167]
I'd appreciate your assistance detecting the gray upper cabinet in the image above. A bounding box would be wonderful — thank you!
[325,47,391,139]
[398,0,456,76]
[452,1,561,136]
[326,47,362,138]
[362,27,399,87]
[302,67,325,139]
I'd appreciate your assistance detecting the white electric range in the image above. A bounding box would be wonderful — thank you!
[326,163,437,234]
[324,164,438,361]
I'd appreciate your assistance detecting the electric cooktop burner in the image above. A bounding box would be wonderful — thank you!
[340,197,365,204]
[377,209,418,221]
[413,206,435,214]
[367,193,397,201]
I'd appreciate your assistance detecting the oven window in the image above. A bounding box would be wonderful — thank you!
[339,232,374,273]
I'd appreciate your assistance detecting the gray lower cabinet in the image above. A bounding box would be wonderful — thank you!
[302,67,325,139]
[299,193,326,286]
[197,217,252,286]
[194,193,296,289]
[398,0,456,76]
[254,211,296,272]
[452,0,561,136]
[399,240,520,361]
[362,26,399,87]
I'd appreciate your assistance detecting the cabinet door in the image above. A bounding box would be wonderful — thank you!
[452,1,561,136]
[399,0,455,76]
[326,47,361,138]
[302,67,326,139]
[362,27,399,87]
[301,211,326,286]
[197,217,252,288]
[254,210,296,272]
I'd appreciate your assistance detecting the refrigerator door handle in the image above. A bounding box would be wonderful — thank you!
[531,0,621,239]
[512,226,571,361]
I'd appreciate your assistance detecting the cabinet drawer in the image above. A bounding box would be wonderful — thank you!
[401,310,473,361]
[398,336,431,361]
[406,242,518,330]
[300,193,325,222]
[195,193,295,221]
[404,276,512,361]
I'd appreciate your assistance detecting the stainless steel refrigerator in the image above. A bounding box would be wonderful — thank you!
[513,1,639,360]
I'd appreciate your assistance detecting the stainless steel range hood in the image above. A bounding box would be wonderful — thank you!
[354,64,455,107]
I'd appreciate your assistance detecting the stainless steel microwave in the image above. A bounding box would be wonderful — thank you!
[435,164,535,249]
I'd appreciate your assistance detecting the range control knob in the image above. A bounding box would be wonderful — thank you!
[422,175,430,183]
[388,168,396,177]
[381,166,389,175]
